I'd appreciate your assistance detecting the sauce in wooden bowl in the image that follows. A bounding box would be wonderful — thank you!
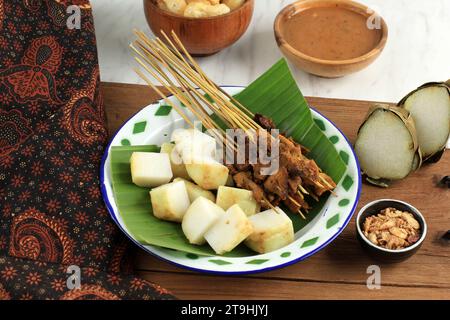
[274,0,388,77]
[281,6,382,61]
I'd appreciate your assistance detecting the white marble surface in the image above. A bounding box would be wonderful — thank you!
[91,0,450,103]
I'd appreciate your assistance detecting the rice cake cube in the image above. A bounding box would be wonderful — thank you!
[149,180,190,222]
[182,197,225,245]
[245,207,294,254]
[216,186,260,216]
[160,142,191,180]
[130,152,173,188]
[173,178,216,202]
[204,204,253,255]
[184,156,229,190]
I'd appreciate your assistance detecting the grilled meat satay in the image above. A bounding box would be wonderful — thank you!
[320,172,337,189]
[267,193,282,207]
[235,163,252,172]
[263,167,289,200]
[288,175,303,194]
[233,171,267,206]
[283,192,311,213]
[226,164,238,175]
[252,162,269,182]
[227,113,337,214]
[254,113,276,131]
[279,137,320,182]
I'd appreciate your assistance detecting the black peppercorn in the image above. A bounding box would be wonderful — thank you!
[442,230,450,241]
[439,176,450,188]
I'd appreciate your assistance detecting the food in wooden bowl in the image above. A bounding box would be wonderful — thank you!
[156,0,246,18]
[362,207,421,250]
[274,0,388,78]
[356,199,427,262]
[143,0,254,56]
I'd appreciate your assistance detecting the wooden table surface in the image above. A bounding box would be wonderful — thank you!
[102,82,450,300]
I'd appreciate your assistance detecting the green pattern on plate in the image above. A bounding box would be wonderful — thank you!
[342,175,354,191]
[121,139,131,146]
[155,105,172,116]
[314,119,326,131]
[329,135,339,144]
[186,253,199,260]
[301,237,319,248]
[209,259,232,266]
[280,252,291,258]
[339,199,350,207]
[132,121,147,134]
[339,150,349,165]
[326,214,340,229]
[246,259,269,265]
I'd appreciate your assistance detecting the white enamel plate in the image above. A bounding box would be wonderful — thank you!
[100,86,361,274]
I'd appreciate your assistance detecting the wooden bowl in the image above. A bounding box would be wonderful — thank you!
[143,0,254,56]
[356,199,427,263]
[274,0,388,78]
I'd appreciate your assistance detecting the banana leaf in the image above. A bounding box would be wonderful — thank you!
[109,59,347,256]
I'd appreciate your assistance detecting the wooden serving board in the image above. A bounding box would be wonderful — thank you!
[102,82,450,300]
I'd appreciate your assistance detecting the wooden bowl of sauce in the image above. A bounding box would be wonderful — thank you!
[274,0,388,78]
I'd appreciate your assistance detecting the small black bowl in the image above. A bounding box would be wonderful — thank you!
[356,199,427,263]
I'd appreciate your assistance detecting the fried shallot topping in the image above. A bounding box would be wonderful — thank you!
[363,208,421,250]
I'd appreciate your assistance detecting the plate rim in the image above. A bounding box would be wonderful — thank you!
[99,85,362,275]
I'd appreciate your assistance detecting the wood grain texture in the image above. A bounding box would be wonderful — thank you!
[136,271,450,300]
[101,82,450,300]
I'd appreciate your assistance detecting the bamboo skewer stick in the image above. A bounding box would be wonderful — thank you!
[156,31,260,133]
[134,47,233,154]
[319,175,337,193]
[261,196,281,214]
[138,34,246,136]
[287,195,301,207]
[298,210,306,220]
[308,192,319,202]
[133,67,194,127]
[131,45,195,121]
[133,36,240,153]
[135,30,259,140]
[130,29,336,213]
[167,30,255,118]
[136,32,313,152]
[285,193,307,219]
[150,39,258,147]
[298,184,309,195]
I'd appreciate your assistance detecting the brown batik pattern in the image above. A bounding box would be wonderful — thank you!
[0,0,175,300]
